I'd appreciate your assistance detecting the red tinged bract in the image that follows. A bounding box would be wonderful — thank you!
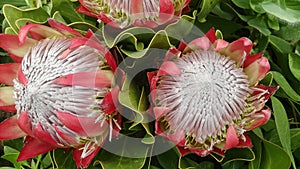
[148,28,279,157]
[77,0,191,28]
[0,19,121,168]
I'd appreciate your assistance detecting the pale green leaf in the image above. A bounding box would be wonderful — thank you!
[261,1,300,23]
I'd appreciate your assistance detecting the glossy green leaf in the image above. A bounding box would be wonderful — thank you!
[260,140,291,169]
[248,133,263,169]
[97,148,147,169]
[232,0,251,9]
[250,0,265,13]
[2,4,49,33]
[1,146,29,169]
[248,15,271,36]
[51,0,87,23]
[0,0,27,8]
[275,22,300,40]
[53,149,76,169]
[261,1,300,23]
[289,53,300,81]
[267,15,279,31]
[269,35,293,54]
[221,148,255,166]
[197,0,219,22]
[272,71,300,101]
[179,156,201,169]
[157,148,179,169]
[271,97,296,169]
[165,10,197,43]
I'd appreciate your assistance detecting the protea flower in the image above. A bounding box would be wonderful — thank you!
[0,19,121,168]
[148,28,279,157]
[76,0,191,28]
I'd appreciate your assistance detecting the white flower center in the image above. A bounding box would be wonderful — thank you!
[157,50,250,142]
[83,0,160,28]
[13,38,110,145]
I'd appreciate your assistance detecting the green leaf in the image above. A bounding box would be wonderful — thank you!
[53,149,76,169]
[261,1,300,23]
[290,128,300,151]
[271,97,296,169]
[98,149,147,169]
[267,15,279,30]
[157,148,179,169]
[1,146,29,169]
[248,133,262,169]
[197,0,219,22]
[165,10,197,42]
[2,4,49,33]
[271,71,300,101]
[51,0,87,23]
[247,16,271,36]
[269,35,293,54]
[289,53,300,81]
[232,0,251,9]
[3,139,25,152]
[221,148,255,166]
[40,153,52,169]
[179,156,201,169]
[275,22,300,40]
[250,0,265,13]
[119,75,146,114]
[260,140,291,169]
[0,0,27,8]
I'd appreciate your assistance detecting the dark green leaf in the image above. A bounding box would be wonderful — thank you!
[53,149,76,169]
[197,0,219,22]
[260,140,291,169]
[51,0,87,23]
[157,148,179,169]
[289,53,300,81]
[272,71,300,101]
[248,133,262,169]
[232,0,251,9]
[221,148,255,166]
[271,97,296,169]
[97,149,147,169]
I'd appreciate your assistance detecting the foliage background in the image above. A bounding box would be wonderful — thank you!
[0,0,300,168]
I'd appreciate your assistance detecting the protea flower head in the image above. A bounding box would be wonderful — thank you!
[76,0,191,28]
[0,19,121,168]
[148,28,279,157]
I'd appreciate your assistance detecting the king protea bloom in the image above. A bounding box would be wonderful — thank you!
[77,0,190,28]
[148,28,279,157]
[0,19,121,168]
